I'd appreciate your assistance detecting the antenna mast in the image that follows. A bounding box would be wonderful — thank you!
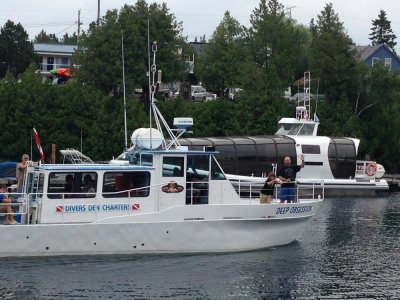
[122,30,128,149]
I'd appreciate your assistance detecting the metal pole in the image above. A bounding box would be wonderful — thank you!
[77,9,82,38]
[97,0,100,26]
[147,18,152,149]
[122,30,127,149]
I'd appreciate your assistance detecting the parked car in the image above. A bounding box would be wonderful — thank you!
[192,91,217,102]
[227,88,243,100]
[191,85,217,102]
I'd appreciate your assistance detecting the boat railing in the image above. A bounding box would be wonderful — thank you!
[355,160,377,179]
[186,181,209,205]
[234,179,324,203]
[0,192,29,224]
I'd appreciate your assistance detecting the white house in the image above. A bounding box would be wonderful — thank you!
[34,43,77,81]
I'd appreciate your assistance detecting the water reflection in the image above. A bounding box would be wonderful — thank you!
[1,194,400,299]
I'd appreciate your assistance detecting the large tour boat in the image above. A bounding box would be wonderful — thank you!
[0,44,324,257]
[175,72,388,195]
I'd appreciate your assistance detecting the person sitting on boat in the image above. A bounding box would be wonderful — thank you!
[260,172,277,204]
[64,174,74,198]
[0,185,19,225]
[277,154,305,203]
[82,174,96,197]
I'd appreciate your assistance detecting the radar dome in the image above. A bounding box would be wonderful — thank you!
[131,128,163,149]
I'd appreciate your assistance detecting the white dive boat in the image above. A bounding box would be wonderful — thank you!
[0,44,324,257]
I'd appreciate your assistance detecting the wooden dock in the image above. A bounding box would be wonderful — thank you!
[382,174,400,192]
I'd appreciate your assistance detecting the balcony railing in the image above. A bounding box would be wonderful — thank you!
[39,63,70,72]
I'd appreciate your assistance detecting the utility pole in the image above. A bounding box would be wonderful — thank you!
[77,9,83,38]
[97,0,100,26]
[285,6,296,19]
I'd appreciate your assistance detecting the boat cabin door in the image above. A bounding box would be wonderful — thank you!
[186,155,210,205]
[159,155,187,209]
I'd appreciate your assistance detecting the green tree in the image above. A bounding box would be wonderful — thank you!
[358,63,400,171]
[0,20,37,78]
[309,3,358,104]
[248,0,298,91]
[75,0,185,100]
[369,10,397,52]
[0,64,149,162]
[197,11,247,95]
[33,30,60,44]
[62,32,78,45]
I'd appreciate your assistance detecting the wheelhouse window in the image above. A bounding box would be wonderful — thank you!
[298,124,315,136]
[118,152,153,166]
[103,172,150,198]
[276,123,302,135]
[211,156,226,180]
[47,172,97,198]
[25,172,45,199]
[187,155,210,180]
[162,156,184,177]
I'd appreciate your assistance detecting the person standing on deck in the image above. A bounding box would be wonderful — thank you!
[277,154,305,203]
[16,154,31,194]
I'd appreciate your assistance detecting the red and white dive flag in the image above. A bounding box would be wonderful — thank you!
[33,128,45,161]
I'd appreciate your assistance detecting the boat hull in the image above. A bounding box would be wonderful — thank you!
[0,202,321,257]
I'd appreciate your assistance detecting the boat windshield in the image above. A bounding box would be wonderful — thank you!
[276,123,302,135]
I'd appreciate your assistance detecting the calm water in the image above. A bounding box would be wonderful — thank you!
[1,193,400,299]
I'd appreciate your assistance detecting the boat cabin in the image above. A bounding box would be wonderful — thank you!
[23,149,239,224]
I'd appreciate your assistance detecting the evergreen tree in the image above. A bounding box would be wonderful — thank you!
[33,30,60,44]
[369,10,397,52]
[62,32,78,45]
[75,1,185,99]
[248,0,298,91]
[0,20,37,78]
[197,11,247,96]
[309,3,357,104]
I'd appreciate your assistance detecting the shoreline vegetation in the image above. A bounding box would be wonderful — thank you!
[0,1,399,172]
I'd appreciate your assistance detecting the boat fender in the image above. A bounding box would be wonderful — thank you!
[365,163,377,176]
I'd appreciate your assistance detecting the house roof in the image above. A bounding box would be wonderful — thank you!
[190,42,208,56]
[34,43,77,54]
[351,44,388,61]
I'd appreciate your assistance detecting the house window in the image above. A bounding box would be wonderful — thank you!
[385,58,392,70]
[372,57,379,66]
[56,57,70,68]
[39,56,43,71]
[47,57,54,71]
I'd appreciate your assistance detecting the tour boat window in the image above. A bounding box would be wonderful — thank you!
[236,144,260,176]
[141,154,153,166]
[102,171,150,198]
[25,172,44,201]
[276,143,296,160]
[187,155,210,180]
[47,172,97,199]
[301,145,321,154]
[298,124,315,136]
[211,157,226,180]
[162,157,184,177]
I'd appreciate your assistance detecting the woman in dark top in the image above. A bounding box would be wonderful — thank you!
[260,172,277,204]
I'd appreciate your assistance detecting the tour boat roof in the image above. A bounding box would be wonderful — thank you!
[33,164,155,171]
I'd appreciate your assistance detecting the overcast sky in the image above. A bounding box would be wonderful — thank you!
[1,0,400,51]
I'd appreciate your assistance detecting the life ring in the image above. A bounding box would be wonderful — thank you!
[365,163,377,176]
